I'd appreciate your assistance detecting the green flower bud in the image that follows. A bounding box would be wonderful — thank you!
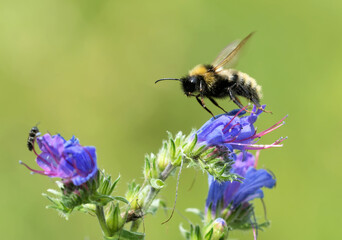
[157,141,170,171]
[204,218,228,240]
[144,154,159,180]
[106,203,125,234]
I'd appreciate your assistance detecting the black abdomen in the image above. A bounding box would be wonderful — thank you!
[210,70,262,106]
[209,74,235,98]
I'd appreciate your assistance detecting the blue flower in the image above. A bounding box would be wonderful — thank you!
[21,133,98,186]
[205,152,276,218]
[196,105,287,152]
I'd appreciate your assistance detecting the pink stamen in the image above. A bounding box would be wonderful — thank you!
[253,115,287,138]
[252,227,257,240]
[254,122,285,138]
[233,129,258,143]
[255,150,260,168]
[223,122,240,134]
[273,137,287,145]
[222,105,249,132]
[229,138,285,150]
[19,160,46,176]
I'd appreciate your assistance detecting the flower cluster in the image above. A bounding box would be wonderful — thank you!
[20,133,98,186]
[181,106,286,239]
[20,104,286,240]
[206,152,276,224]
[196,105,286,152]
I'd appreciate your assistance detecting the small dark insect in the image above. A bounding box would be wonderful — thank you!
[156,32,271,117]
[27,126,40,151]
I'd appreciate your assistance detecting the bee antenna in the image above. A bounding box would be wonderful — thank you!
[155,78,180,84]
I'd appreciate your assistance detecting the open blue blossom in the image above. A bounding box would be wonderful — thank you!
[20,133,97,186]
[196,105,287,152]
[206,152,276,219]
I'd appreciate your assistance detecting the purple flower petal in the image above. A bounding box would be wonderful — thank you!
[205,152,276,217]
[24,133,98,186]
[196,105,285,152]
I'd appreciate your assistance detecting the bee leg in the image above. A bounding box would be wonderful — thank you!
[208,97,227,113]
[195,95,215,118]
[258,106,273,114]
[228,91,253,113]
[228,90,244,108]
[252,99,273,114]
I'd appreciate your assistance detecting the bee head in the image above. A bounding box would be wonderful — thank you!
[181,76,201,96]
[155,75,201,96]
[31,126,39,132]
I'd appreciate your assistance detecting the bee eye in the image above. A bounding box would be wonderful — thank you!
[181,76,198,93]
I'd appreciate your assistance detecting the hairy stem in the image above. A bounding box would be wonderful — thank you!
[96,205,111,237]
[130,163,176,231]
[130,219,142,232]
[143,163,175,209]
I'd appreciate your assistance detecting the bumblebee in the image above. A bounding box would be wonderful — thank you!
[156,32,269,117]
[27,126,40,151]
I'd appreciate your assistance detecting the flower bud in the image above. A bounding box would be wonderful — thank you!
[211,218,228,240]
[157,141,170,171]
[106,203,125,234]
[204,218,228,240]
[144,153,159,180]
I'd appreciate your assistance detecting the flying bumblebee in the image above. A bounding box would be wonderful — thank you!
[156,32,269,117]
[27,125,40,151]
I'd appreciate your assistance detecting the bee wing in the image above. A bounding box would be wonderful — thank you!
[212,32,254,71]
[211,40,240,68]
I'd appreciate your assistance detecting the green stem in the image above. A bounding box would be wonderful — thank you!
[96,205,111,237]
[129,163,176,231]
[143,163,175,210]
[130,219,142,232]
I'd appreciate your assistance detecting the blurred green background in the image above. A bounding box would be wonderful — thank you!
[1,0,341,239]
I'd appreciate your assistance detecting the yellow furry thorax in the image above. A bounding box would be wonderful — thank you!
[188,64,216,86]
[188,64,208,76]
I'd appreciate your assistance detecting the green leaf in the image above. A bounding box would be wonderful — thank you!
[193,144,206,156]
[167,131,173,140]
[108,175,121,195]
[174,131,184,146]
[185,134,198,153]
[150,178,165,189]
[179,223,190,240]
[171,154,182,165]
[169,138,176,158]
[106,229,145,240]
[146,199,167,215]
[204,228,213,240]
[46,189,62,196]
[201,147,216,158]
[144,155,151,178]
[190,225,202,240]
[101,177,110,194]
[185,208,204,220]
[112,196,129,204]
[91,194,114,205]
